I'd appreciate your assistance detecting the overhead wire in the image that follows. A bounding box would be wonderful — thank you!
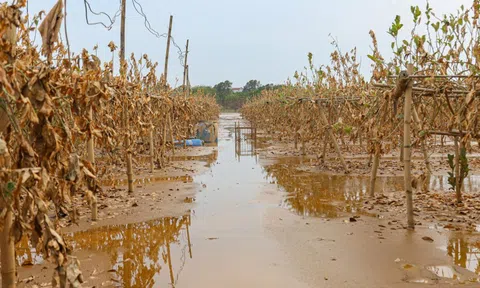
[81,0,187,69]
[131,0,186,67]
[83,0,121,30]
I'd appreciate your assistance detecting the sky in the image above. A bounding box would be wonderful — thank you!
[24,0,471,88]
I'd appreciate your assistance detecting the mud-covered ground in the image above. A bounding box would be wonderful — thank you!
[14,113,480,287]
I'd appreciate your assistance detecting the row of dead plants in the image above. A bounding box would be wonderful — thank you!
[242,1,480,229]
[0,1,219,287]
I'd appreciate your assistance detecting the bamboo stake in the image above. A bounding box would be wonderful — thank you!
[1,209,15,288]
[317,104,349,173]
[183,39,189,98]
[163,15,173,85]
[454,137,462,203]
[120,0,133,193]
[369,135,381,197]
[1,23,17,288]
[404,64,414,230]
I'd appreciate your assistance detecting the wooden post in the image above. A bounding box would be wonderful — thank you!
[317,104,349,173]
[369,134,381,197]
[454,137,462,203]
[1,209,15,288]
[404,64,414,229]
[163,15,173,85]
[0,23,16,288]
[120,0,134,193]
[186,65,191,97]
[183,40,189,98]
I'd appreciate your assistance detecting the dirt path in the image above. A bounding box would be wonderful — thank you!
[17,113,480,287]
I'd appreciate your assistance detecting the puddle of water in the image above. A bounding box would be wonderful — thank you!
[18,216,193,286]
[168,150,218,167]
[442,235,480,276]
[68,216,192,287]
[262,157,480,218]
[101,175,193,187]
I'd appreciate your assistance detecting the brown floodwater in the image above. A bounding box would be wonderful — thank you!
[16,113,480,287]
[264,159,480,218]
[100,175,193,187]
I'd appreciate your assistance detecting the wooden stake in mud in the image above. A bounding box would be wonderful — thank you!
[0,23,16,288]
[454,137,462,203]
[404,64,414,229]
[1,208,15,288]
[120,0,134,193]
[369,132,381,197]
[317,103,349,173]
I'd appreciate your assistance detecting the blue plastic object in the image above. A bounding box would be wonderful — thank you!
[185,139,203,146]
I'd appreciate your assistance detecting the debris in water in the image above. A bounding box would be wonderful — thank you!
[422,236,434,242]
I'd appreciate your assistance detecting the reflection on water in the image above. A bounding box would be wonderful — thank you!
[16,236,43,266]
[17,216,193,287]
[168,150,218,167]
[73,215,192,287]
[445,235,480,276]
[101,175,193,187]
[263,157,480,218]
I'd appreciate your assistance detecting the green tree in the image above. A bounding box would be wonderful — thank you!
[243,80,261,93]
[214,80,232,104]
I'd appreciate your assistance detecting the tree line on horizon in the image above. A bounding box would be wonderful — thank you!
[191,80,284,110]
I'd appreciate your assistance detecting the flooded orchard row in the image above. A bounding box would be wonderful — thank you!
[17,113,480,287]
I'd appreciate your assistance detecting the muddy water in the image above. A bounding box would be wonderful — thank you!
[20,113,480,287]
[100,175,193,187]
[264,159,480,218]
[55,113,309,287]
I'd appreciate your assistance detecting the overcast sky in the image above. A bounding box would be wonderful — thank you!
[25,0,471,88]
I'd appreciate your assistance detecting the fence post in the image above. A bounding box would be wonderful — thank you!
[404,64,414,229]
